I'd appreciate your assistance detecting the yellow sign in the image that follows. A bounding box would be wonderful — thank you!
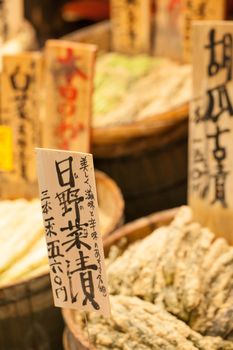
[0,125,13,171]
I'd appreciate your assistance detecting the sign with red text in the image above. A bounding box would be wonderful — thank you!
[189,21,233,244]
[111,0,151,54]
[36,148,111,316]
[0,52,42,198]
[44,40,97,153]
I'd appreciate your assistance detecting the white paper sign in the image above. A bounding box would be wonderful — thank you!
[36,148,111,316]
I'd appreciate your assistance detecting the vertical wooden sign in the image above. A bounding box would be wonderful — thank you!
[189,21,233,244]
[44,40,97,153]
[111,0,151,54]
[0,52,42,198]
[183,0,226,62]
[36,148,111,316]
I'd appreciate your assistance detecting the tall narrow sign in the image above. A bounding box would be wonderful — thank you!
[36,148,111,316]
[0,52,42,198]
[189,21,233,244]
[111,0,151,54]
[183,0,225,62]
[44,40,97,153]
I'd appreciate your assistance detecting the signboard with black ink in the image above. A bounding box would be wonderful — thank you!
[183,0,225,62]
[111,0,151,55]
[44,40,97,153]
[36,148,111,316]
[0,52,42,198]
[189,21,233,244]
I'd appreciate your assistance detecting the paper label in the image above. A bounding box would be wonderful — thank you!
[0,125,13,171]
[36,148,111,316]
[44,40,97,153]
[111,0,151,54]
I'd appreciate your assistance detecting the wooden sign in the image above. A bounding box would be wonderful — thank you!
[189,21,233,244]
[36,148,111,316]
[0,52,42,198]
[183,0,226,62]
[154,0,183,60]
[44,40,97,153]
[111,0,151,54]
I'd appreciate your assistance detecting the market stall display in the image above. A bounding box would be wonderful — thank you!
[63,206,233,349]
[93,53,191,128]
[0,170,124,350]
[63,22,190,221]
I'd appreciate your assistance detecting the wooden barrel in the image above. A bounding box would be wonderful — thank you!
[0,170,124,350]
[63,23,189,222]
[62,208,178,350]
[95,120,187,222]
[0,274,63,350]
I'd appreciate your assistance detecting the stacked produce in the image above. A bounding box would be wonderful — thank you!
[0,198,114,287]
[93,53,191,127]
[74,206,233,348]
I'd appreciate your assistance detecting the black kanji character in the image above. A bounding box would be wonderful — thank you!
[47,240,64,259]
[89,217,96,230]
[205,28,232,82]
[61,219,90,252]
[55,156,75,188]
[55,286,68,302]
[56,188,84,216]
[80,156,88,172]
[45,217,57,237]
[195,84,233,123]
[50,260,63,274]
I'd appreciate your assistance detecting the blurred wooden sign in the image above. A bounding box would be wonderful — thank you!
[0,0,24,44]
[183,0,226,62]
[36,148,111,316]
[0,52,42,198]
[189,21,233,244]
[111,0,151,54]
[44,40,97,153]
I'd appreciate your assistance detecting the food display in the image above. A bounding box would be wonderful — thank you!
[93,53,191,128]
[72,206,233,349]
[0,172,123,287]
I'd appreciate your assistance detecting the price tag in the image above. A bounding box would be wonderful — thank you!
[189,21,233,244]
[0,125,13,171]
[111,0,151,54]
[44,40,97,153]
[36,148,111,316]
